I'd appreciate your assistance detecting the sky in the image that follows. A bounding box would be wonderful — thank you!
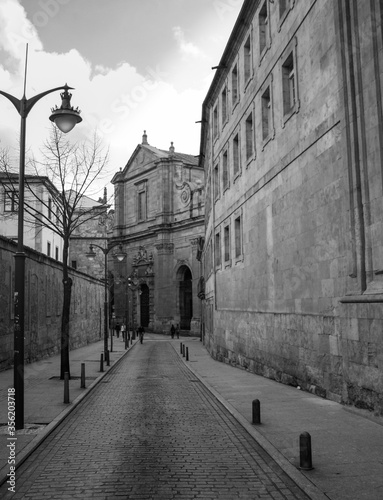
[0,0,243,200]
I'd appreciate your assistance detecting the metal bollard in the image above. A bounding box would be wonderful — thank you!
[299,432,314,470]
[100,353,104,372]
[125,336,128,349]
[186,347,189,361]
[64,372,70,404]
[182,344,185,357]
[180,342,183,354]
[80,363,86,388]
[252,399,261,424]
[106,349,110,366]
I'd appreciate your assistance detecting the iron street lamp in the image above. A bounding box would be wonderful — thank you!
[86,243,126,361]
[0,46,82,430]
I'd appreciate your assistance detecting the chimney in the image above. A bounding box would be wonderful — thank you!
[103,187,107,203]
[169,141,175,155]
[142,130,148,145]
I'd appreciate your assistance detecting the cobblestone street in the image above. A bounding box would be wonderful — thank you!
[1,340,309,499]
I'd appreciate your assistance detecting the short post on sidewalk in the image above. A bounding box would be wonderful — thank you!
[252,399,261,425]
[100,353,104,372]
[186,346,189,361]
[299,432,314,470]
[80,363,86,388]
[180,342,183,354]
[64,372,70,404]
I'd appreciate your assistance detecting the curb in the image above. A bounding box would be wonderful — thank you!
[0,340,138,488]
[174,342,330,500]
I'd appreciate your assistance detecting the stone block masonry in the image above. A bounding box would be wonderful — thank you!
[0,236,104,371]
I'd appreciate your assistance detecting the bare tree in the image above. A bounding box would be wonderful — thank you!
[0,127,110,379]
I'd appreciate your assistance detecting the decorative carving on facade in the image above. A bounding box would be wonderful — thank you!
[155,243,174,254]
[132,246,154,265]
[176,182,192,206]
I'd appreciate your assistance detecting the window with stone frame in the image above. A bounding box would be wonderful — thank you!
[221,85,228,126]
[261,86,271,141]
[233,133,240,177]
[137,182,147,221]
[231,63,239,106]
[4,188,18,212]
[222,149,229,190]
[215,230,221,268]
[259,1,269,56]
[224,224,230,263]
[244,34,252,84]
[234,215,242,259]
[214,163,220,200]
[279,0,288,17]
[213,104,219,139]
[282,52,295,115]
[245,110,254,162]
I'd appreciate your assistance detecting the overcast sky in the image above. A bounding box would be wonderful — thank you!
[0,0,243,199]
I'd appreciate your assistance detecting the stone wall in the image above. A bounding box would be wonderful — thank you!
[0,236,104,371]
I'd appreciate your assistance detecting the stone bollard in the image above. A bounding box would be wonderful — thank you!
[100,353,104,372]
[186,347,189,361]
[299,432,314,470]
[64,372,70,404]
[252,399,261,424]
[80,363,86,388]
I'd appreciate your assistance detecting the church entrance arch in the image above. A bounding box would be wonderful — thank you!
[177,265,193,330]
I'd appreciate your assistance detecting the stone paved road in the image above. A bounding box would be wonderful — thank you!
[1,341,310,499]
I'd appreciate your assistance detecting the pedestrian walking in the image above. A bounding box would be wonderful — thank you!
[170,324,175,339]
[138,325,145,344]
[121,323,126,341]
[176,323,180,339]
[115,322,121,339]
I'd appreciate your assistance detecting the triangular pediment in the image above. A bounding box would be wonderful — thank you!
[119,144,170,180]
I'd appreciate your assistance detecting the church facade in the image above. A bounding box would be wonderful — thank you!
[110,132,204,335]
[200,0,383,414]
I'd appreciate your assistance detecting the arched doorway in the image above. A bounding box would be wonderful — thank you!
[178,266,193,330]
[140,284,150,327]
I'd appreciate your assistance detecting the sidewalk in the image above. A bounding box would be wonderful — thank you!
[178,337,383,500]
[0,333,382,499]
[0,334,136,485]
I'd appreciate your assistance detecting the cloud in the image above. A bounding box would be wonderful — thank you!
[0,1,203,198]
[172,26,205,58]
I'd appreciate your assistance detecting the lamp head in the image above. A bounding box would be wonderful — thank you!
[49,84,82,133]
[85,245,97,261]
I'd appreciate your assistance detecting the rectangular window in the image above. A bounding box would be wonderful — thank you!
[244,35,251,83]
[259,1,268,55]
[235,216,242,258]
[221,86,227,125]
[55,246,59,260]
[245,112,254,161]
[282,52,295,115]
[47,241,51,258]
[224,225,230,262]
[4,189,18,212]
[213,104,218,139]
[71,260,77,269]
[215,232,221,267]
[233,133,240,176]
[138,190,146,220]
[48,197,53,220]
[262,87,271,141]
[231,64,238,106]
[222,150,229,189]
[214,164,219,200]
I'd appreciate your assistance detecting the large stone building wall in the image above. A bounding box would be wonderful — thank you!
[201,0,383,414]
[0,235,104,371]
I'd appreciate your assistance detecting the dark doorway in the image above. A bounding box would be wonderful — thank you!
[140,284,150,327]
[179,267,193,330]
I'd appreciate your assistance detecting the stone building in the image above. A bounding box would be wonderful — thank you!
[0,173,63,261]
[200,0,383,414]
[111,132,204,335]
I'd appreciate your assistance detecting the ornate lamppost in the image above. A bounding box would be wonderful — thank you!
[86,243,126,361]
[0,45,82,429]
